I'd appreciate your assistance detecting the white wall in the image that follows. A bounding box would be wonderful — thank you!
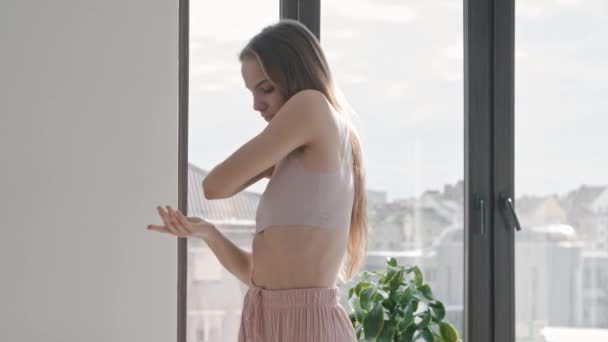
[0,1,179,341]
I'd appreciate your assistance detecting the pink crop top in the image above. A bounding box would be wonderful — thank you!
[255,122,354,233]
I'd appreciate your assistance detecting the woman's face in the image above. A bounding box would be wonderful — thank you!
[241,55,286,123]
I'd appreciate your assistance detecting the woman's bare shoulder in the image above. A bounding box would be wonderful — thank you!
[289,89,333,114]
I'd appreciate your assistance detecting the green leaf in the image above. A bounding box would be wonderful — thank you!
[348,287,355,300]
[376,288,389,300]
[410,300,419,313]
[439,322,460,342]
[386,265,402,273]
[354,324,363,339]
[417,311,431,329]
[429,301,446,321]
[359,286,376,310]
[398,303,415,331]
[419,284,434,301]
[349,296,367,322]
[384,270,397,286]
[376,319,397,342]
[381,299,395,312]
[349,261,461,342]
[388,269,405,292]
[383,265,402,287]
[355,281,372,297]
[409,266,424,287]
[384,290,399,308]
[389,290,401,304]
[420,327,435,342]
[403,324,417,342]
[363,302,384,339]
[400,287,415,306]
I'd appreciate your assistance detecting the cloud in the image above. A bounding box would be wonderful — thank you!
[516,49,530,62]
[187,0,608,198]
[190,0,278,42]
[555,0,583,7]
[325,29,360,40]
[516,3,544,17]
[338,73,368,85]
[385,82,409,98]
[324,0,417,23]
[196,83,233,92]
[439,44,463,60]
[190,61,237,75]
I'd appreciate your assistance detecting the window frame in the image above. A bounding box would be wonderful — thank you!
[177,0,517,341]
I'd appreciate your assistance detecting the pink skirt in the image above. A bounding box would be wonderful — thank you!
[238,279,356,342]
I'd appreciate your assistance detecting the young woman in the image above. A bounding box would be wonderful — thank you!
[148,19,368,341]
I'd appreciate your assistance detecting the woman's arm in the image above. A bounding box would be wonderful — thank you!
[202,90,327,199]
[148,207,253,286]
[201,224,253,286]
[231,165,274,195]
[197,166,274,285]
[198,166,274,285]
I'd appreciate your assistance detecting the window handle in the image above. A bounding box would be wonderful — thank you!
[499,192,522,231]
[474,194,486,236]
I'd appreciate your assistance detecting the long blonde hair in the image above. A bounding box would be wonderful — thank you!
[239,19,368,282]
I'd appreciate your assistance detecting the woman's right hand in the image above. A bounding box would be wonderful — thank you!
[147,205,215,240]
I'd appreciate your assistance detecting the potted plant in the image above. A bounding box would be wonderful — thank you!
[347,257,460,341]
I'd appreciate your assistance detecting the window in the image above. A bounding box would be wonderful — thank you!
[515,1,608,339]
[186,1,277,340]
[321,0,465,333]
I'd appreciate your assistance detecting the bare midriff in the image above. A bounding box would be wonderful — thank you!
[251,112,351,290]
[251,225,349,290]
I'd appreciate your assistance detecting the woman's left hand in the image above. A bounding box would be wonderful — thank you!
[147,205,215,240]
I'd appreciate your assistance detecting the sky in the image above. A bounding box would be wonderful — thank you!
[187,0,607,201]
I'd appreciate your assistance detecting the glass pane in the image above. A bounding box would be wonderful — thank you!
[321,0,465,336]
[187,2,277,342]
[515,2,608,341]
